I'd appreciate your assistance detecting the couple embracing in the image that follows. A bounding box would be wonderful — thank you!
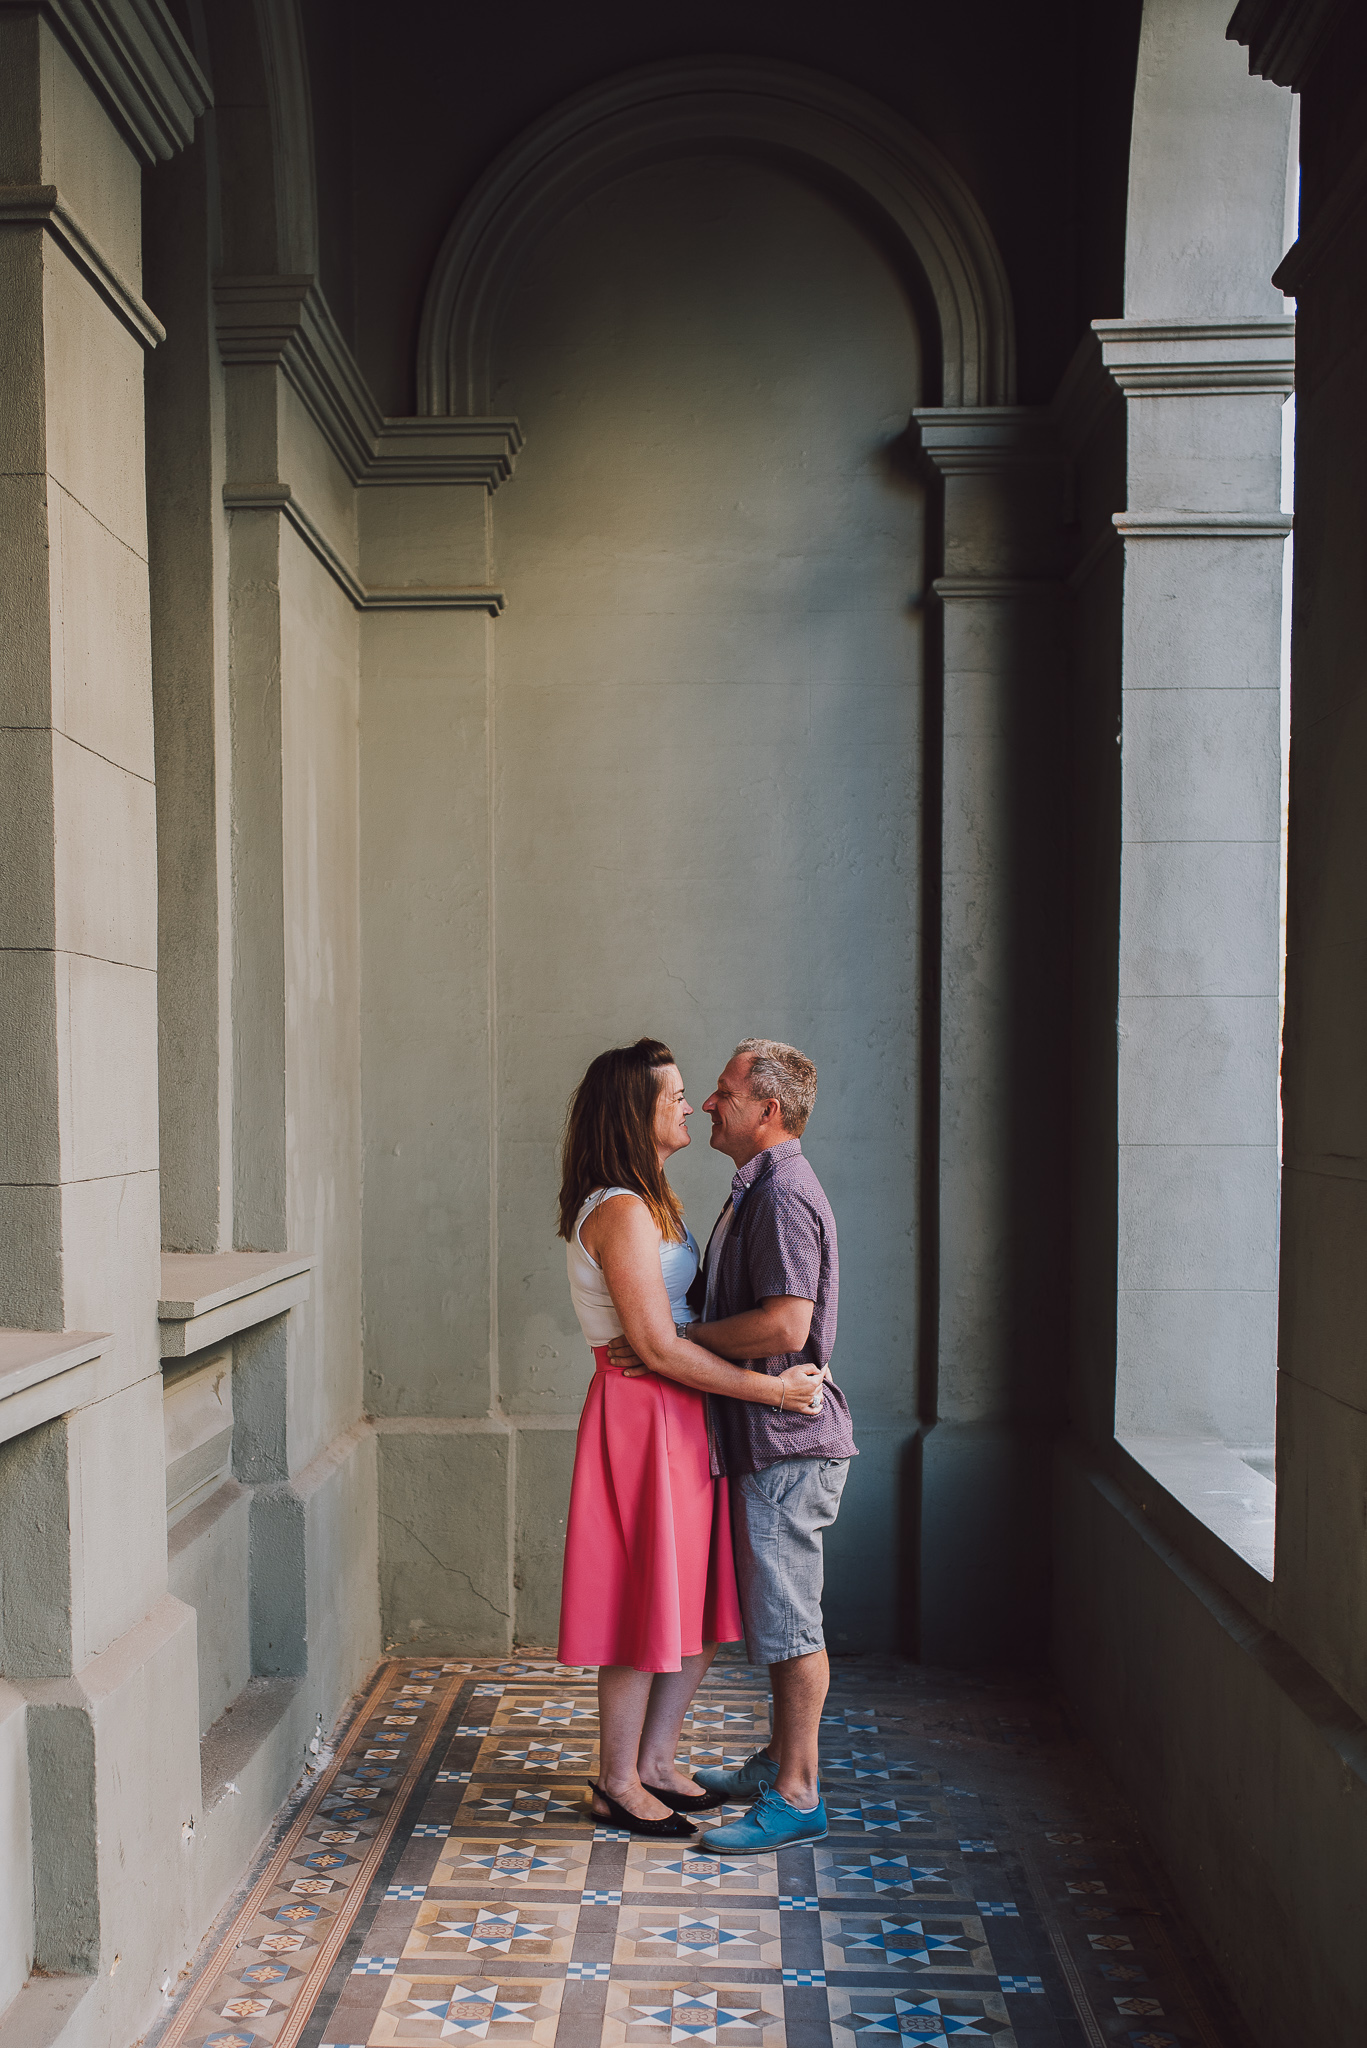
[555,1035,857,1851]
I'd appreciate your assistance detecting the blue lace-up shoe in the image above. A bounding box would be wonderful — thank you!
[698,1785,828,1853]
[689,1747,779,1804]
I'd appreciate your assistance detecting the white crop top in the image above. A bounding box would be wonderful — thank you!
[567,1188,699,1347]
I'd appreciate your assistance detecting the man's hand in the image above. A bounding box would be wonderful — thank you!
[607,1332,650,1374]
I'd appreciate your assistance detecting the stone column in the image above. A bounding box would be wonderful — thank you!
[913,407,1070,1664]
[0,4,207,2034]
[1096,318,1292,1451]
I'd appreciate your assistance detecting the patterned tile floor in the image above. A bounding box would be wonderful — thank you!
[151,1651,1255,2048]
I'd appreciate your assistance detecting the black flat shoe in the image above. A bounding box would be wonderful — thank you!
[590,1784,696,1836]
[640,1781,729,1812]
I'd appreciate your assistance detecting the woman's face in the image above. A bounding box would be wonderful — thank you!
[653,1064,694,1160]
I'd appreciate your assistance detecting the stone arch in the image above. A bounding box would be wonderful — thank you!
[194,0,318,278]
[416,57,1016,415]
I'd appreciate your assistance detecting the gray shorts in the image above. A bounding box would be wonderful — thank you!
[730,1455,849,1666]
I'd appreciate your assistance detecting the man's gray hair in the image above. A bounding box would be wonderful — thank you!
[733,1038,818,1136]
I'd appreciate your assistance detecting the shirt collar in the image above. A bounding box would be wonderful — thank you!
[730,1136,803,1206]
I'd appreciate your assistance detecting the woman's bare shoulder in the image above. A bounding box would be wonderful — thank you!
[580,1189,657,1258]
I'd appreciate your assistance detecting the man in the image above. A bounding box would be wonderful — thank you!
[612,1037,856,1851]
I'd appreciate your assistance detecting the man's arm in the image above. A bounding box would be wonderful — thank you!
[607,1296,813,1373]
[686,1297,813,1361]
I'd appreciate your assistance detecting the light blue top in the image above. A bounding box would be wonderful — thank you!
[567,1187,699,1344]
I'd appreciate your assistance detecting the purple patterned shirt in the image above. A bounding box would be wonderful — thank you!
[695,1138,858,1477]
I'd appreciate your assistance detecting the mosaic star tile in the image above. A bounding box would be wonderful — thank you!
[434,1836,592,1891]
[404,1901,579,1963]
[601,1981,786,2048]
[820,1912,992,1974]
[614,1907,783,1966]
[372,1972,562,2044]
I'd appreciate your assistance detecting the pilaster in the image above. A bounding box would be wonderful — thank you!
[1099,316,1291,1449]
[0,5,207,2037]
[912,405,1070,1665]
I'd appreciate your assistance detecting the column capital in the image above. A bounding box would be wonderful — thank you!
[0,0,210,161]
[1093,316,1295,397]
[911,404,1056,475]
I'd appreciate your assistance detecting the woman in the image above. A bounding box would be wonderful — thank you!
[557,1036,827,1836]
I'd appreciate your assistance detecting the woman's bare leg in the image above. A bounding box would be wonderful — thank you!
[637,1645,718,1792]
[594,1666,673,1821]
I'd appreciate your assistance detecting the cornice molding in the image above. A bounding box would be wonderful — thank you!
[1228,0,1353,87]
[419,58,1016,413]
[1093,317,1295,397]
[1114,509,1293,541]
[912,405,1057,475]
[215,275,379,478]
[223,484,504,615]
[369,417,524,490]
[0,181,164,346]
[215,276,522,492]
[3,0,211,162]
[932,575,1060,601]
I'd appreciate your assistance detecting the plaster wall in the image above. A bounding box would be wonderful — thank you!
[0,1683,31,2014]
[1055,1454,1367,2047]
[364,153,925,1652]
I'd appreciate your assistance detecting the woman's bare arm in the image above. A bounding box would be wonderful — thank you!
[587,1195,823,1410]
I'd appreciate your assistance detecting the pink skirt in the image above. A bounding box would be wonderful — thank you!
[557,1351,743,1672]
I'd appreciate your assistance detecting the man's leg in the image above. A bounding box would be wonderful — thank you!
[768,1646,829,1810]
[697,1457,849,1849]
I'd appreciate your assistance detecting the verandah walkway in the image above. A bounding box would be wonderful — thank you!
[149,1652,1252,2048]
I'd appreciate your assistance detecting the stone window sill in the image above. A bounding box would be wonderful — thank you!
[159,1252,313,1358]
[1116,1433,1276,1595]
[0,1328,108,1444]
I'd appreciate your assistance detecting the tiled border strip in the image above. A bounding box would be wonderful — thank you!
[1016,1837,1108,2048]
[159,1662,467,2048]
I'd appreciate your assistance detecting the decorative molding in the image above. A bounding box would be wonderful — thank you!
[0,182,164,345]
[1228,0,1354,88]
[1093,317,1295,397]
[215,276,522,492]
[369,417,524,490]
[362,587,505,614]
[225,481,366,603]
[0,1327,108,1445]
[7,0,211,162]
[159,1250,312,1358]
[1113,509,1293,540]
[224,484,505,614]
[932,576,1060,601]
[912,406,1057,475]
[216,275,380,478]
[418,57,1016,414]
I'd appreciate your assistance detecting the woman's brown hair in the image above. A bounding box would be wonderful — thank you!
[557,1037,686,1244]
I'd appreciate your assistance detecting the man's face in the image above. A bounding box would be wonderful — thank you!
[702,1056,772,1164]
